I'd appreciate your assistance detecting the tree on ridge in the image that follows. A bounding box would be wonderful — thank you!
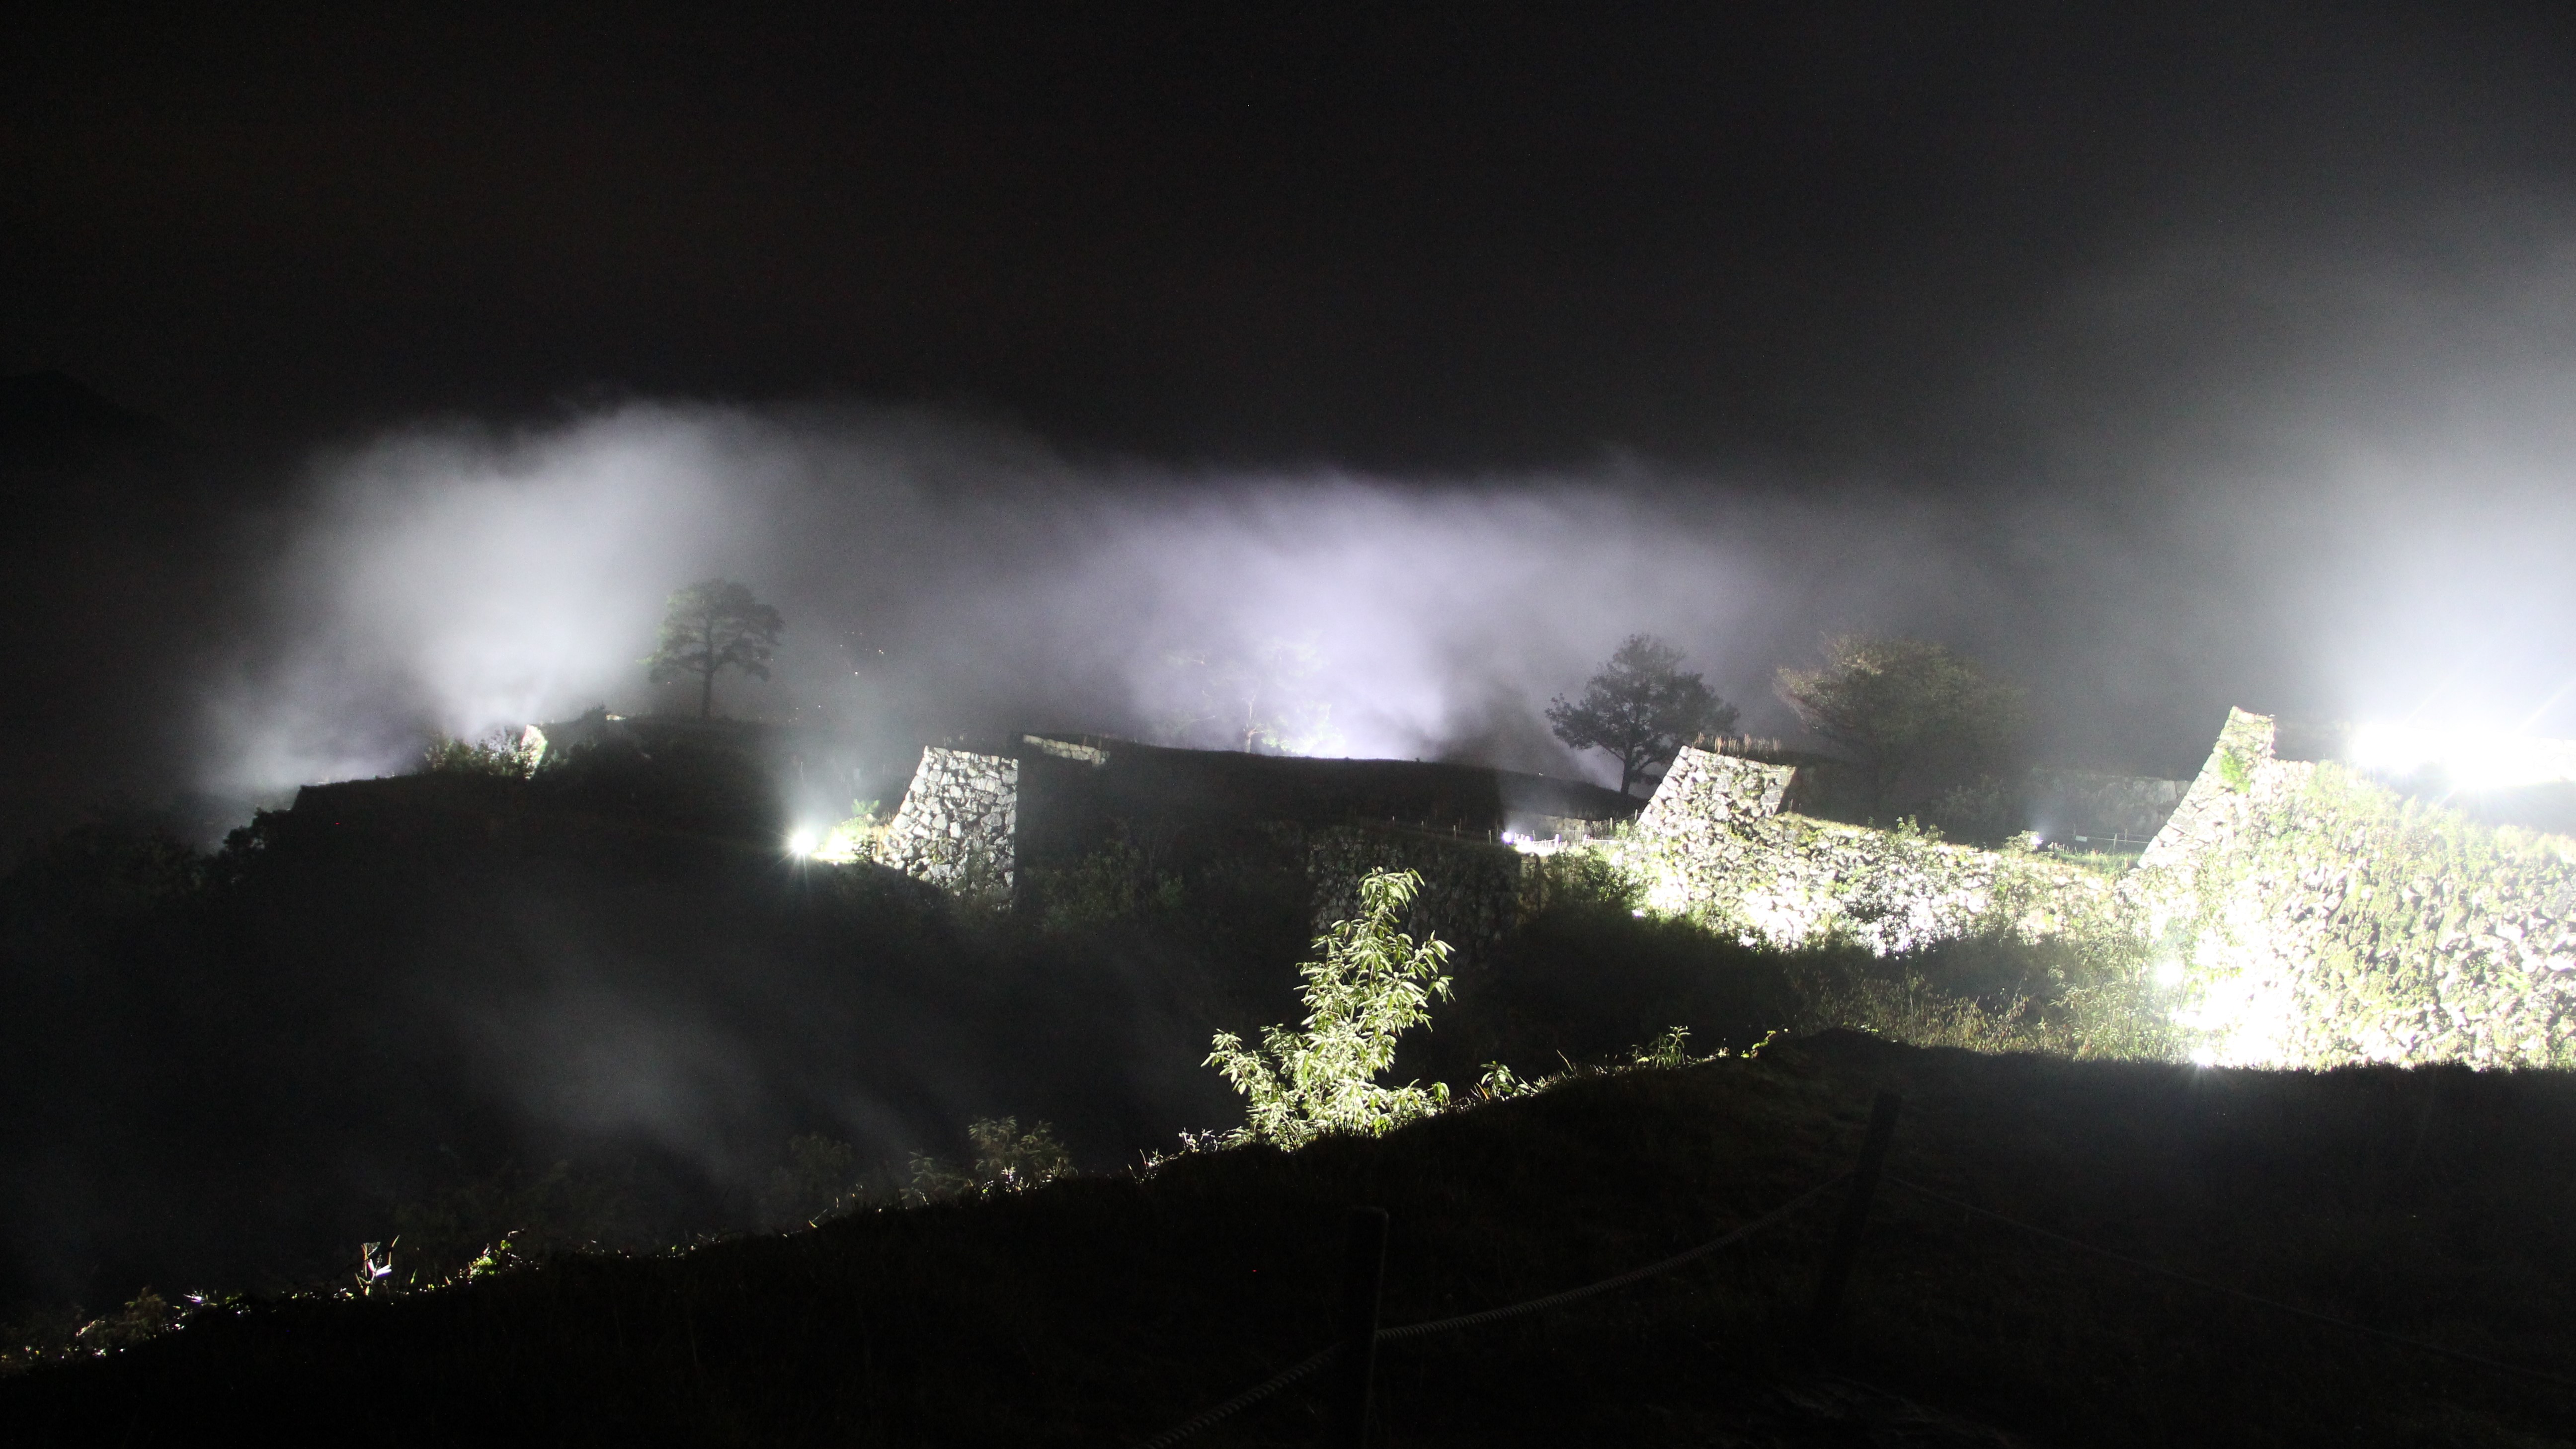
[646,578,786,719]
[1548,634,1737,797]
[1774,634,2026,828]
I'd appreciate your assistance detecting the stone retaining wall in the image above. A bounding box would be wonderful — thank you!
[1293,823,1528,961]
[2136,709,2576,1068]
[874,747,1018,896]
[1607,746,2113,954]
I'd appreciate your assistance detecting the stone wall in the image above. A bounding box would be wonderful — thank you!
[874,747,1018,896]
[875,717,2576,1070]
[2028,767,2188,845]
[1294,823,1528,961]
[1607,746,2113,954]
[2135,709,2576,1069]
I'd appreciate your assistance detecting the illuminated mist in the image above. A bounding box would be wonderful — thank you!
[199,373,2576,813]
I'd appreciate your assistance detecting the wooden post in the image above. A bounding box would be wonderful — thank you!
[1807,1089,1903,1353]
[1330,1207,1390,1448]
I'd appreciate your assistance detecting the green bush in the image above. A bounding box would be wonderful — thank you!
[1783,926,2178,1060]
[1523,846,1644,913]
[906,1117,1074,1203]
[417,729,542,779]
[1206,868,1454,1147]
[758,1134,872,1227]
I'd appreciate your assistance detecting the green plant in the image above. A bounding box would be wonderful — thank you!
[1524,847,1644,913]
[1206,868,1455,1148]
[417,727,543,779]
[1778,924,2179,1061]
[1629,1025,1695,1068]
[760,1134,871,1227]
[813,801,890,865]
[2217,743,2254,793]
[906,1117,1074,1202]
[1474,1060,1537,1101]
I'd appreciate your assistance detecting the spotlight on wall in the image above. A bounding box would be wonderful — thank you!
[787,827,817,860]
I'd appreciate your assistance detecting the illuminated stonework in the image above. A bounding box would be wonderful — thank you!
[874,747,1019,896]
[2133,709,2576,1069]
[1609,746,2114,955]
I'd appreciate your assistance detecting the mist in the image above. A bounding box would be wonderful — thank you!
[201,239,2576,810]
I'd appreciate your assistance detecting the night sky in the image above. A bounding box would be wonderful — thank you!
[11,2,2576,846]
[19,3,2574,468]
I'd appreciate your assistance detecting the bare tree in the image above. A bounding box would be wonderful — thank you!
[645,578,785,719]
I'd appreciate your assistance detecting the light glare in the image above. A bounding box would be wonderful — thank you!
[2348,720,2576,791]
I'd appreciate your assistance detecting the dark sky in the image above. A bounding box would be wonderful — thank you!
[12,2,2574,471]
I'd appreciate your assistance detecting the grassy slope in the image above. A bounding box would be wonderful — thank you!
[6,1032,2575,1447]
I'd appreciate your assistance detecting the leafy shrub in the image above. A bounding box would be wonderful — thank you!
[1782,926,2178,1060]
[417,728,542,779]
[1628,1025,1696,1067]
[1523,846,1644,913]
[1206,868,1454,1148]
[906,1117,1074,1203]
[807,801,891,865]
[759,1134,872,1227]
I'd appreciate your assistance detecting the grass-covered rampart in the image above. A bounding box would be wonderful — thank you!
[6,1033,2574,1447]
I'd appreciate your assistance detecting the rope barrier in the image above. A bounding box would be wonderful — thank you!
[1129,1171,1848,1446]
[1132,1147,2576,1448]
[1128,1344,1341,1449]
[1882,1174,2576,1393]
[1378,1172,1848,1342]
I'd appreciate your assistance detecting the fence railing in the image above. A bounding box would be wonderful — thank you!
[1126,1087,2576,1446]
[1131,1091,1901,1448]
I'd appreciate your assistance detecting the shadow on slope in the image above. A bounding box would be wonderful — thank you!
[6,1034,2575,1448]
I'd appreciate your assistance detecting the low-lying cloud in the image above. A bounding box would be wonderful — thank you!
[200,294,2576,804]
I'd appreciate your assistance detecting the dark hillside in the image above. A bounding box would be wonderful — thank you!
[5,1034,2572,1447]
[0,731,1760,1318]
[0,758,1299,1310]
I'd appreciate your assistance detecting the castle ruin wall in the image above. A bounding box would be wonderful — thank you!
[874,747,1019,897]
[1609,746,2112,954]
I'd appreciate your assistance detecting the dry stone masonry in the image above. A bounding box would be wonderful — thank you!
[874,747,1018,896]
[863,714,2576,1075]
[2133,708,2576,1069]
[1294,823,1527,959]
[1609,746,2112,954]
